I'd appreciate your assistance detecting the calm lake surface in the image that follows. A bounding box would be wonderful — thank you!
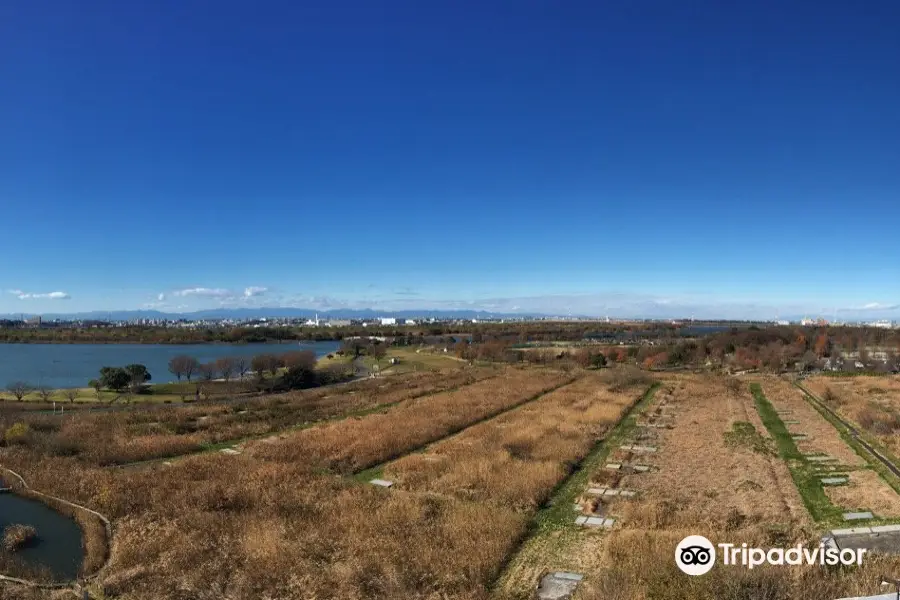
[0,492,84,581]
[0,341,341,389]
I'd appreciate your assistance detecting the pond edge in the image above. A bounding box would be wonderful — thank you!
[0,465,113,590]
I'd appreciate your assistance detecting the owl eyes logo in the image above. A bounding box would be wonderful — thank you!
[680,545,712,565]
[675,535,716,575]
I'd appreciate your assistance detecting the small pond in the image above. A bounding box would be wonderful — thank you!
[0,491,84,581]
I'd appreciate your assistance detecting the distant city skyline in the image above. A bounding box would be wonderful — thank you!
[2,1,898,320]
[1,288,899,322]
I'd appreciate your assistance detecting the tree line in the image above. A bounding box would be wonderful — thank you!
[0,320,762,345]
[453,326,900,374]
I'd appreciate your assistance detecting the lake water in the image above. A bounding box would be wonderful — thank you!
[0,341,341,389]
[0,492,84,581]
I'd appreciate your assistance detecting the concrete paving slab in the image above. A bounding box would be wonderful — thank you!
[783,419,801,424]
[632,465,651,472]
[821,477,849,485]
[536,572,583,600]
[603,489,620,497]
[605,463,621,470]
[871,524,900,533]
[587,488,605,495]
[791,433,809,439]
[834,594,896,600]
[832,527,873,536]
[621,445,657,453]
[220,448,241,455]
[834,529,900,555]
[843,512,875,521]
[806,455,837,462]
[619,490,637,497]
[370,479,393,488]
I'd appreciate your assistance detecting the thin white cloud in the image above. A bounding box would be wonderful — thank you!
[838,302,900,312]
[157,293,166,301]
[861,302,899,311]
[8,289,70,300]
[244,286,268,297]
[172,287,231,298]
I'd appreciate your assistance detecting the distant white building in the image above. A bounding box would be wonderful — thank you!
[380,317,397,326]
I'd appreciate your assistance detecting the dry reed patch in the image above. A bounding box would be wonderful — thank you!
[757,377,865,467]
[824,468,900,517]
[622,376,808,529]
[384,375,634,509]
[807,375,900,455]
[247,369,570,474]
[576,525,900,600]
[60,453,525,600]
[2,524,37,552]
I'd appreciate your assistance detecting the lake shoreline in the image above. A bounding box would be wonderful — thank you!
[0,340,342,391]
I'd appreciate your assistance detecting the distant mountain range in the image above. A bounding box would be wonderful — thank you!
[0,307,560,321]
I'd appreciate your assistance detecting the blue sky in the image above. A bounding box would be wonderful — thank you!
[1,0,898,319]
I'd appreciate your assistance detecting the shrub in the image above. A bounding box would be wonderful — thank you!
[601,366,655,392]
[3,422,30,445]
[2,524,37,552]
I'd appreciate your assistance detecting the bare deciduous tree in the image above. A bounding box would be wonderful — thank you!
[236,357,249,380]
[36,385,54,402]
[215,357,236,382]
[199,362,218,382]
[6,381,32,402]
[64,388,79,404]
[282,350,317,371]
[169,355,200,382]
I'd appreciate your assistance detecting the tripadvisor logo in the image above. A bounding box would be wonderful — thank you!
[676,535,716,575]
[675,535,867,576]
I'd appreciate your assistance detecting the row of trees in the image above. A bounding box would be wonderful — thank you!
[4,381,79,403]
[167,350,319,383]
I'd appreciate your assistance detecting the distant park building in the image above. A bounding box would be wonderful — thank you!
[25,315,42,327]
[380,317,397,326]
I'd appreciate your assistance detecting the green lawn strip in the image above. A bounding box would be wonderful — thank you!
[349,376,581,483]
[112,373,504,469]
[795,382,900,499]
[749,383,843,525]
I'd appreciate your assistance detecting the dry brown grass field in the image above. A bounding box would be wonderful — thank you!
[3,369,900,600]
[0,364,643,600]
[384,373,637,509]
[0,367,497,467]
[246,367,571,474]
[806,375,900,456]
[496,373,900,600]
